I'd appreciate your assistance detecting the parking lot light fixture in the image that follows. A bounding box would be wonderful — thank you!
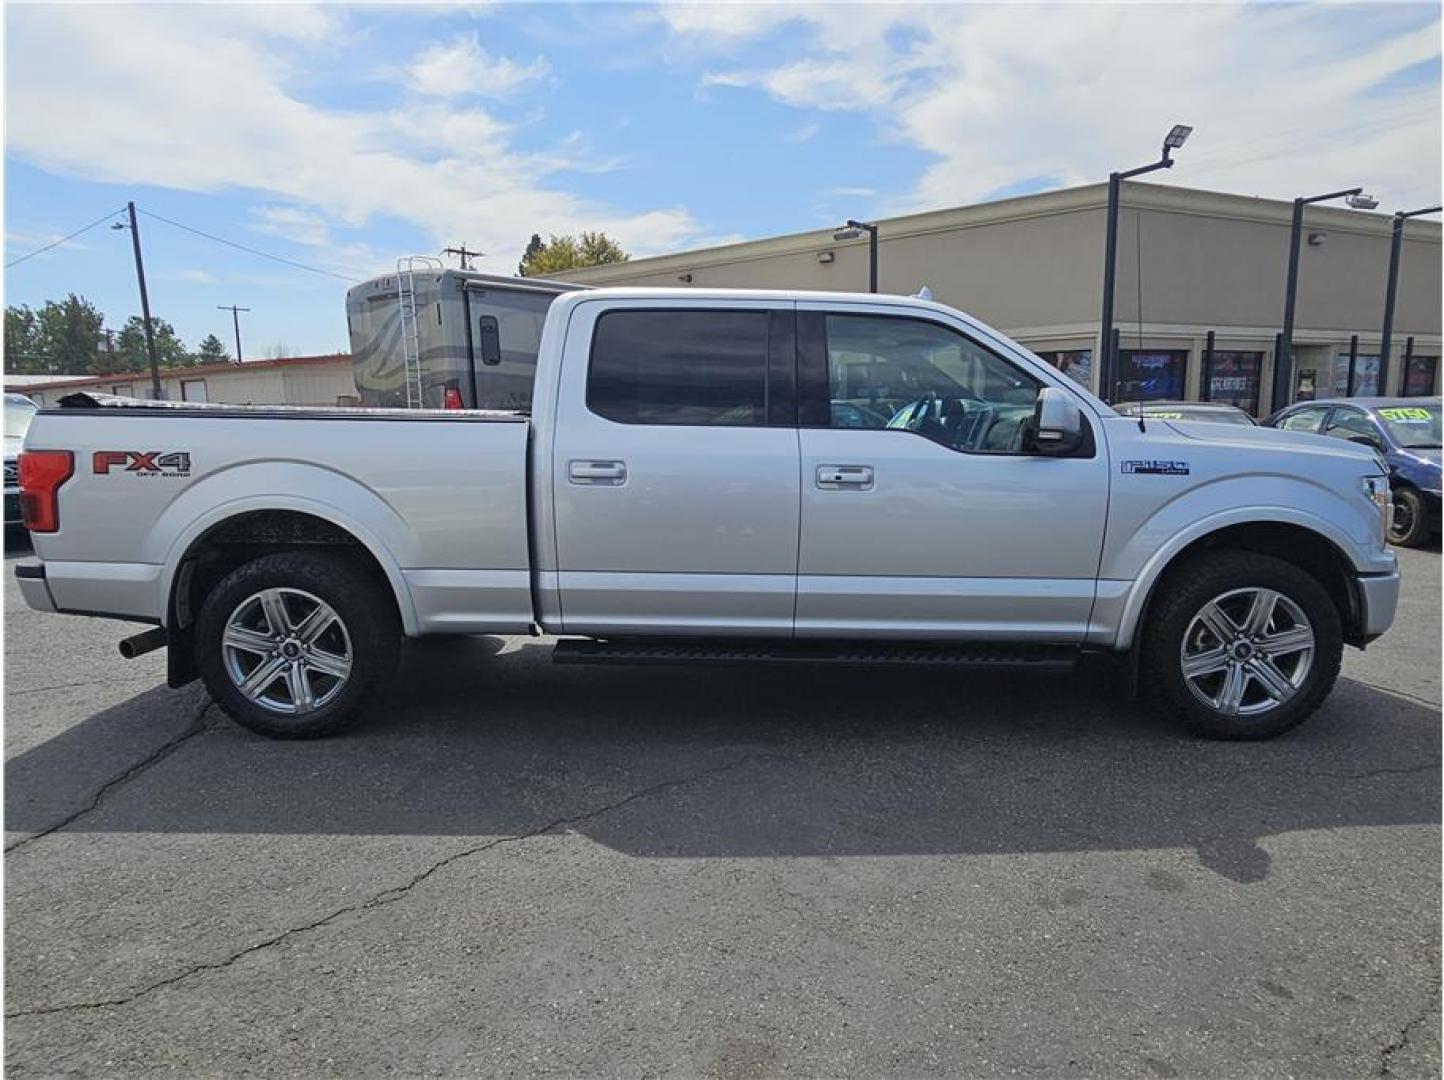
[834,219,879,293]
[1380,205,1442,387]
[1097,124,1193,402]
[1273,187,1375,408]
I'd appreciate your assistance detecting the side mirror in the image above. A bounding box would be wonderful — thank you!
[1030,386,1086,456]
[1347,434,1383,451]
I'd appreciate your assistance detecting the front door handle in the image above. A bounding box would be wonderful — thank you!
[816,464,874,490]
[569,460,627,485]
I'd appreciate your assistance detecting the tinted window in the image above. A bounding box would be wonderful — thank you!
[589,310,769,426]
[1116,350,1187,402]
[1204,351,1261,415]
[822,314,1041,454]
[1279,406,1328,433]
[1403,356,1438,397]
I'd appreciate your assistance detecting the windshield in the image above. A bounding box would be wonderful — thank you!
[3,396,37,440]
[1376,404,1441,448]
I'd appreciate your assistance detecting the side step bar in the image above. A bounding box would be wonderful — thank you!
[553,638,1079,672]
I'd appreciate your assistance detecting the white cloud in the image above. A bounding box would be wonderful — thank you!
[406,33,550,98]
[168,269,219,286]
[663,4,1442,213]
[5,5,703,277]
[781,122,820,144]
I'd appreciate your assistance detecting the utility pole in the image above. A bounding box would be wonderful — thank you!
[442,244,483,270]
[114,202,162,399]
[217,304,250,362]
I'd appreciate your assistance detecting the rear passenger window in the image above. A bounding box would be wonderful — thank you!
[589,310,769,426]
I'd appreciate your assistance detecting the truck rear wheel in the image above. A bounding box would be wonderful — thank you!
[195,551,400,738]
[1141,551,1342,740]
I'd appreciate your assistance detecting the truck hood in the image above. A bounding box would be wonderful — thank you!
[1161,419,1382,468]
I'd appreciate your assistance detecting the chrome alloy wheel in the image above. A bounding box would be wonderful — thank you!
[221,587,352,715]
[1179,587,1315,718]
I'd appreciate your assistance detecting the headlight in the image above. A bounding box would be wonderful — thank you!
[1362,475,1390,544]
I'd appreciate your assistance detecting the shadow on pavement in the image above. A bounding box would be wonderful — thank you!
[6,635,1441,883]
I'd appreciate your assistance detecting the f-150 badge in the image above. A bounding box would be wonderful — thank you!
[1122,460,1189,476]
[93,450,192,477]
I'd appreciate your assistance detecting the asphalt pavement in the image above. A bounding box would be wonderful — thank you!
[4,539,1440,1077]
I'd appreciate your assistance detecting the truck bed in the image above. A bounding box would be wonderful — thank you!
[24,394,535,635]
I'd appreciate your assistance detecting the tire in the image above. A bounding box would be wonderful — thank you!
[195,550,400,739]
[1388,486,1429,548]
[1141,550,1342,740]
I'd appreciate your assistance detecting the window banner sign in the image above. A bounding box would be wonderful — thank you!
[1206,351,1262,414]
[1116,350,1186,402]
[1333,353,1380,397]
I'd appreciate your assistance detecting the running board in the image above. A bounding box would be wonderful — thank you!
[552,639,1079,672]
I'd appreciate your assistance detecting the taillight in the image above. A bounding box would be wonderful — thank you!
[19,450,74,533]
[443,386,465,410]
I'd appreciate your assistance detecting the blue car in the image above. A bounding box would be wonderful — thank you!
[1267,397,1441,547]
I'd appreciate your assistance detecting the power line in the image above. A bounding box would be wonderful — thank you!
[4,207,128,269]
[136,207,363,283]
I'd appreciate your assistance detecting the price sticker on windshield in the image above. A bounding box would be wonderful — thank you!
[1378,407,1433,422]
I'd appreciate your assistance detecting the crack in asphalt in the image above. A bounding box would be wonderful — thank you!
[5,674,163,697]
[4,697,216,855]
[4,750,785,1020]
[1343,677,1441,711]
[1377,978,1441,1075]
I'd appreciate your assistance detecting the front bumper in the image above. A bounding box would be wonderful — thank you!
[1355,568,1401,642]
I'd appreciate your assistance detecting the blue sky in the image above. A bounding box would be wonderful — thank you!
[4,2,1440,358]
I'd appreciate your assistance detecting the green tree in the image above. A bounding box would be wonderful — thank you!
[30,294,106,374]
[195,334,229,364]
[116,315,191,372]
[518,231,628,277]
[4,304,43,373]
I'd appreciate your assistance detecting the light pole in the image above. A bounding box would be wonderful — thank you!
[1272,187,1377,408]
[218,304,250,363]
[1098,124,1192,402]
[834,219,879,293]
[1379,205,1441,393]
[111,201,162,400]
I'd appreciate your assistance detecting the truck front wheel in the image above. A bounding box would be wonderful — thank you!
[195,551,400,738]
[1141,551,1342,740]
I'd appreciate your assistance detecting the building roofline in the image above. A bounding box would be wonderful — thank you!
[6,353,350,393]
[560,181,1440,284]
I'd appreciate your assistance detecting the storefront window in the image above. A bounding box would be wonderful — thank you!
[1332,352,1380,397]
[1403,356,1438,398]
[1116,350,1187,402]
[1203,351,1261,415]
[1033,349,1092,388]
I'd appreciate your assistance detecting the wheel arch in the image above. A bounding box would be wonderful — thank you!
[1116,517,1363,652]
[161,503,418,687]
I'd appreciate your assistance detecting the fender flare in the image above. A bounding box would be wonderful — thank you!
[159,494,420,636]
[1112,505,1363,651]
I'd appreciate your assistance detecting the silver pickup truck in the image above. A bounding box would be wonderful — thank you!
[14,288,1399,741]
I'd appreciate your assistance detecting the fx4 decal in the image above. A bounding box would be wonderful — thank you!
[1122,459,1189,476]
[93,450,192,478]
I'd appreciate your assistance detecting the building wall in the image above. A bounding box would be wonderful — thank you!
[562,182,1442,410]
[13,358,355,408]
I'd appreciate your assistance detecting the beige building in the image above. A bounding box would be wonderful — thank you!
[8,353,356,408]
[561,182,1442,414]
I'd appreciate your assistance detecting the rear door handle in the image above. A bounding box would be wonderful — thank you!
[816,464,874,490]
[569,460,627,485]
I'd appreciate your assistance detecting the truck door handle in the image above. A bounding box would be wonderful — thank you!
[569,460,627,485]
[816,464,874,490]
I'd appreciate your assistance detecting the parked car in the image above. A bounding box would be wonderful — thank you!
[15,288,1397,742]
[1267,397,1441,547]
[1113,400,1257,426]
[4,392,38,529]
